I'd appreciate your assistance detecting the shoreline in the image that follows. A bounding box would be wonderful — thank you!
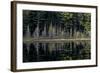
[23,37,91,43]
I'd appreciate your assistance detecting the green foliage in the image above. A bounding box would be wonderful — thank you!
[23,10,91,38]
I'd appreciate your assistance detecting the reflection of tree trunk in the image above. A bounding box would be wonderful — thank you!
[70,41,72,51]
[43,43,46,55]
[36,43,39,61]
[26,43,30,55]
[23,43,29,62]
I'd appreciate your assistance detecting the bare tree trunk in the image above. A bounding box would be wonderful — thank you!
[26,24,30,38]
[42,23,46,37]
[36,12,40,38]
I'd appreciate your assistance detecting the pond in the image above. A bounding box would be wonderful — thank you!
[23,40,91,62]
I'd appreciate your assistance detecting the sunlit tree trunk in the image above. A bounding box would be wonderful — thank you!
[42,23,46,37]
[26,24,30,38]
[36,12,40,38]
[49,22,53,38]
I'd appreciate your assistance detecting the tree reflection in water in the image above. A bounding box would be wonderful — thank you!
[23,41,91,62]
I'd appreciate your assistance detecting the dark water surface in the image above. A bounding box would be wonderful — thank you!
[23,40,91,62]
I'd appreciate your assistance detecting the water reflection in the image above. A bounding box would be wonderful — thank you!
[23,41,91,62]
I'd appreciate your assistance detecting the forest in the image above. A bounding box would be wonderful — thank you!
[23,10,91,62]
[23,10,91,40]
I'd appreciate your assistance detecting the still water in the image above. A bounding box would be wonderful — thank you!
[23,40,91,62]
